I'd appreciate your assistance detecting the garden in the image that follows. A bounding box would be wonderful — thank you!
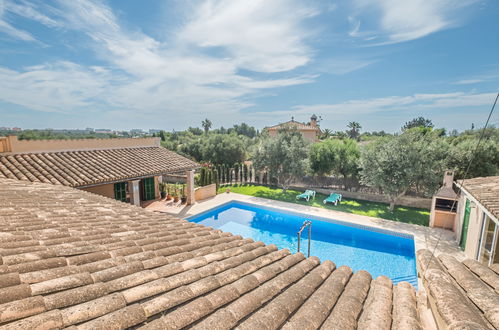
[218,184,430,226]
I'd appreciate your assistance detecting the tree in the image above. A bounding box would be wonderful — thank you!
[177,137,204,161]
[187,127,203,135]
[201,119,212,134]
[336,139,360,179]
[253,129,309,191]
[321,128,332,140]
[159,130,166,141]
[359,130,448,210]
[309,140,337,176]
[402,117,433,131]
[447,138,499,179]
[309,139,360,178]
[346,122,362,140]
[201,134,246,165]
[229,123,257,138]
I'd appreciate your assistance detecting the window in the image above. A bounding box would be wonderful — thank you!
[477,213,498,266]
[141,177,155,201]
[114,182,127,202]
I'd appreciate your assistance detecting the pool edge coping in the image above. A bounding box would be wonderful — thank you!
[185,200,416,240]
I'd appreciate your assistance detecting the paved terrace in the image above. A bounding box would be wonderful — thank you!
[1,178,498,329]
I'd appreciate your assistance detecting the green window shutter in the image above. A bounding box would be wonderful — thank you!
[143,177,155,201]
[460,199,471,250]
[114,182,127,202]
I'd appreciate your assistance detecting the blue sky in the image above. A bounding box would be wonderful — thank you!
[0,0,498,132]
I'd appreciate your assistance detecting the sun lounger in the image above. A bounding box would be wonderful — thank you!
[323,193,342,205]
[296,190,316,202]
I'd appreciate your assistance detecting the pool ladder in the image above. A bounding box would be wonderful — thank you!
[297,220,312,258]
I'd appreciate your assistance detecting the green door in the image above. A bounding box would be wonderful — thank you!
[141,177,155,201]
[460,199,471,250]
[114,182,127,202]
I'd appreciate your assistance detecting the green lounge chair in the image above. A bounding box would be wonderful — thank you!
[323,193,342,205]
[296,190,316,202]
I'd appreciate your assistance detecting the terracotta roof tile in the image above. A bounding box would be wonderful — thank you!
[0,146,198,187]
[0,178,439,329]
[266,120,320,131]
[321,270,372,329]
[417,249,497,329]
[458,176,499,220]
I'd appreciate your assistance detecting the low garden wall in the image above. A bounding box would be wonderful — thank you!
[194,184,217,201]
[300,187,432,209]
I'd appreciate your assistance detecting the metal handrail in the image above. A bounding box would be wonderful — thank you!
[297,220,312,257]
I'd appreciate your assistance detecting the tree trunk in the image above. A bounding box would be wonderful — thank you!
[389,199,396,211]
[389,189,408,211]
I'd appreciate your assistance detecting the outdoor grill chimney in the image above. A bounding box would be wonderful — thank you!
[443,170,454,188]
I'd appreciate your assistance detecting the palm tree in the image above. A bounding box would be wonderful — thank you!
[201,119,212,134]
[321,128,332,139]
[347,122,361,140]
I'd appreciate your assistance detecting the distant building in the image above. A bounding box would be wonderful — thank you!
[265,114,321,143]
[94,128,113,134]
[129,129,146,135]
[149,129,161,134]
[11,127,22,131]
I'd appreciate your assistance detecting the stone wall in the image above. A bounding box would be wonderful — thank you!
[194,184,217,201]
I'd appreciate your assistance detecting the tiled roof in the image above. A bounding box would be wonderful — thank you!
[457,176,499,220]
[266,120,320,131]
[0,178,423,329]
[417,249,499,329]
[0,147,198,187]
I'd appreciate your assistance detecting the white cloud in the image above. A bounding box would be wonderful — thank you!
[5,0,60,28]
[0,19,35,41]
[0,62,112,112]
[0,0,60,41]
[453,73,499,85]
[0,0,318,126]
[180,0,317,73]
[248,91,496,120]
[318,58,375,75]
[351,0,476,44]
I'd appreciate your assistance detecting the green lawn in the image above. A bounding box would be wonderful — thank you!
[218,184,430,226]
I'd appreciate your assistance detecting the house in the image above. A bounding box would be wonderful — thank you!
[0,135,198,206]
[266,114,321,143]
[454,175,499,266]
[430,172,499,267]
[0,177,498,329]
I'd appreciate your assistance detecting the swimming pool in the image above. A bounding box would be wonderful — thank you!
[187,201,418,287]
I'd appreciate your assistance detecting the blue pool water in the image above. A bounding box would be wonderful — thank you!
[187,201,417,287]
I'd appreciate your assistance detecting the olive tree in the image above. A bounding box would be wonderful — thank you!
[253,129,309,191]
[360,130,448,210]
